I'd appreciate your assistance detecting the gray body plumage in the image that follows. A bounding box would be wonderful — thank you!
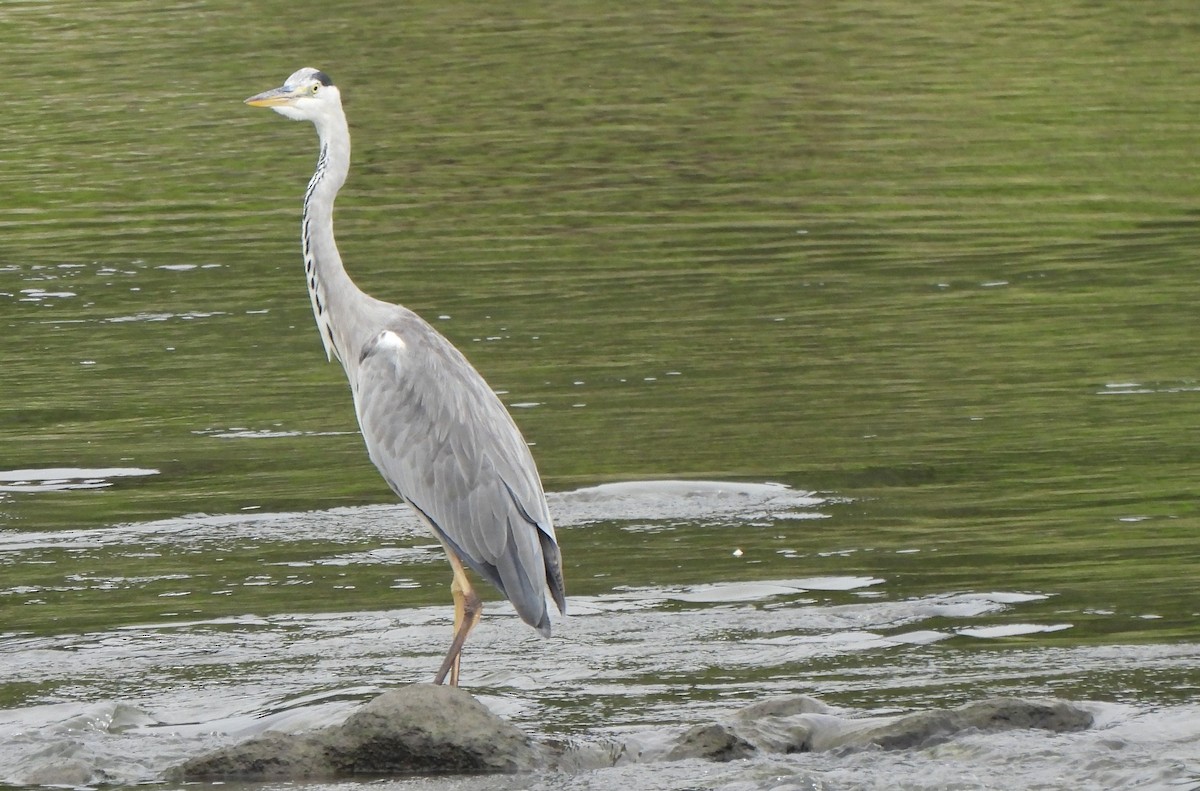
[247,67,565,639]
[352,311,564,634]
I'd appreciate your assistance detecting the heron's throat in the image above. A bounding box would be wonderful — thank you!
[301,141,347,363]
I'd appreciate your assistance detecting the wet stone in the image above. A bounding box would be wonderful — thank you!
[849,698,1094,752]
[662,696,1094,761]
[665,723,757,763]
[23,759,105,787]
[176,683,538,781]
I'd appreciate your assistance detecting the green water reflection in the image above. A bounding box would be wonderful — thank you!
[2,1,1197,650]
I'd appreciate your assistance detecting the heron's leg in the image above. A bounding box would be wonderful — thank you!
[433,553,482,686]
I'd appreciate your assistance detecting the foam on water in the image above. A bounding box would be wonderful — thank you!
[191,427,359,439]
[0,467,158,493]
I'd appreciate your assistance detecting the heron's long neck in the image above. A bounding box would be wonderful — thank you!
[303,113,361,364]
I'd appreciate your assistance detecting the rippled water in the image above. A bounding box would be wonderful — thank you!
[3,1,1199,789]
[2,482,1198,789]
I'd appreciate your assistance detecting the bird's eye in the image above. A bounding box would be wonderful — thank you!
[310,84,320,94]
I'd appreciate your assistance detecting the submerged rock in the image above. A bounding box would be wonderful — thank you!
[667,695,830,761]
[176,683,537,781]
[847,697,1093,752]
[23,758,107,788]
[663,696,1094,762]
[665,722,757,762]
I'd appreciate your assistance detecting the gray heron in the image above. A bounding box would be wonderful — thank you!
[245,68,566,686]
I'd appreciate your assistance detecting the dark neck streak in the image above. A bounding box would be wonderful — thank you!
[301,142,343,363]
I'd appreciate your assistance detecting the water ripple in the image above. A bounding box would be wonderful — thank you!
[0,467,158,493]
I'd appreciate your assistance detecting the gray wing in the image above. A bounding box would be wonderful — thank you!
[349,310,565,636]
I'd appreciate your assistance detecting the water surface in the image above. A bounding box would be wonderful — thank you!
[2,1,1198,789]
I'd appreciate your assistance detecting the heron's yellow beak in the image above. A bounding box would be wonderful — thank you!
[244,86,298,107]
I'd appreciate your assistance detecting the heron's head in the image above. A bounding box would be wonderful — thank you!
[245,68,340,123]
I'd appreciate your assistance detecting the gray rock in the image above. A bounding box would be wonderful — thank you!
[730,694,830,754]
[329,682,537,774]
[665,696,833,762]
[844,697,1093,752]
[23,758,105,787]
[173,687,1095,781]
[176,683,538,781]
[179,731,330,781]
[665,723,756,762]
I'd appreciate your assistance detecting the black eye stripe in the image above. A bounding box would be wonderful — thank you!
[312,70,333,87]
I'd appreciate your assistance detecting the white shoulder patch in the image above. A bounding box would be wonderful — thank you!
[357,329,410,373]
[359,329,406,364]
[377,330,406,352]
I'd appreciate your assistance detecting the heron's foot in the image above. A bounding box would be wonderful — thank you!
[433,569,482,686]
